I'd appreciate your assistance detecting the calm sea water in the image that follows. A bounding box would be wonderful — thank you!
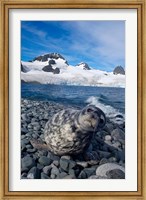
[21,83,125,121]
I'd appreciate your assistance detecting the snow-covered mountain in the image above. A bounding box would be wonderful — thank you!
[21,53,125,88]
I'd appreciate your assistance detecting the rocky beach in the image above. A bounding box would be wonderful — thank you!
[21,99,125,179]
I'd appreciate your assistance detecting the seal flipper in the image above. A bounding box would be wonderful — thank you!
[30,138,50,151]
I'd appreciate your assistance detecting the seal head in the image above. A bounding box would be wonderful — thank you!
[43,105,106,156]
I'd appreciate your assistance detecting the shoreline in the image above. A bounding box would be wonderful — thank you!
[21,98,125,179]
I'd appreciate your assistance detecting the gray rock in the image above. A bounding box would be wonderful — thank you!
[51,165,60,175]
[43,165,52,175]
[60,159,69,172]
[98,150,111,159]
[53,160,59,167]
[61,155,72,160]
[50,174,56,179]
[106,169,125,179]
[99,158,108,165]
[21,156,35,170]
[68,169,76,178]
[88,175,107,179]
[41,172,50,179]
[63,175,76,179]
[69,160,76,169]
[38,156,52,166]
[96,163,125,177]
[27,148,37,153]
[112,141,121,149]
[57,172,68,179]
[84,168,96,177]
[37,163,44,170]
[111,128,125,141]
[108,157,117,163]
[27,167,40,179]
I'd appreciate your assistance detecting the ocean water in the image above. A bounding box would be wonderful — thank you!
[21,83,125,124]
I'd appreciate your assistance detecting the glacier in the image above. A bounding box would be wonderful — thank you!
[21,56,125,88]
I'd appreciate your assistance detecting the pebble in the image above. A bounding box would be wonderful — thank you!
[27,167,40,179]
[51,165,60,175]
[111,128,125,141]
[57,172,68,179]
[21,156,35,170]
[60,159,69,172]
[41,172,50,179]
[43,165,52,175]
[106,169,125,179]
[105,135,112,141]
[38,156,52,166]
[96,163,125,177]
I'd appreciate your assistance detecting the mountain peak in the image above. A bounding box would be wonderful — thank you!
[76,62,91,70]
[33,53,69,65]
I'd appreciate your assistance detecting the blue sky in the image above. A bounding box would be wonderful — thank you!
[21,21,125,72]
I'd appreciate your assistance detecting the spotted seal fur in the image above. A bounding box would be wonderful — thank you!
[31,105,106,156]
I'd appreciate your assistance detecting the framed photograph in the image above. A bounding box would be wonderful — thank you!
[0,0,145,199]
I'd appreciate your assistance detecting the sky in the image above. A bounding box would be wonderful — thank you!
[21,21,125,72]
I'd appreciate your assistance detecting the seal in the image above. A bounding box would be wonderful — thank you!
[39,105,106,156]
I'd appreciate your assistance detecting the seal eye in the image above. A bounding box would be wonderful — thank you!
[87,108,93,113]
[99,115,106,127]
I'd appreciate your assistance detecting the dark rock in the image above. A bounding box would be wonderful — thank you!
[38,156,52,166]
[21,63,30,73]
[49,59,56,65]
[27,167,40,179]
[47,152,60,161]
[21,128,28,134]
[21,156,35,170]
[42,64,54,73]
[106,169,125,179]
[54,68,60,74]
[78,170,87,179]
[33,53,69,65]
[113,66,125,75]
[36,163,44,170]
